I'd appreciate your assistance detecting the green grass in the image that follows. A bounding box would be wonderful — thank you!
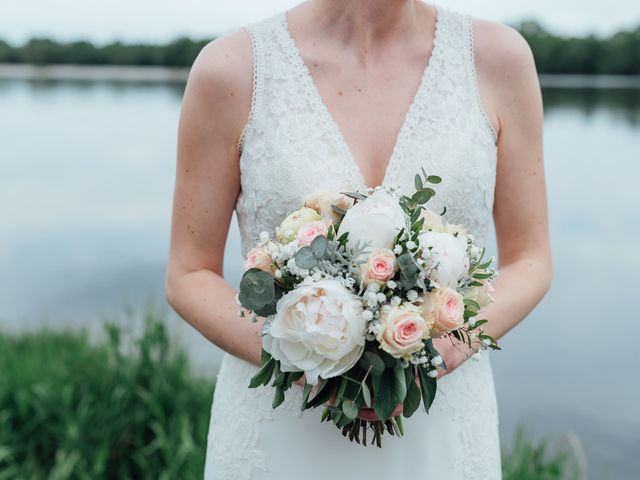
[0,310,214,479]
[0,310,582,479]
[502,428,583,480]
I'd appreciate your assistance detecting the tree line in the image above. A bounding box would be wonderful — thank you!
[0,21,638,74]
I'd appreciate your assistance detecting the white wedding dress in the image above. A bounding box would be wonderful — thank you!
[204,4,501,479]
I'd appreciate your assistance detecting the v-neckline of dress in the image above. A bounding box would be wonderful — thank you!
[278,4,445,190]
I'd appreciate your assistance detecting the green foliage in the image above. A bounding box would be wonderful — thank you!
[502,428,581,480]
[0,37,210,67]
[0,310,214,479]
[238,268,277,316]
[0,21,639,73]
[517,20,640,75]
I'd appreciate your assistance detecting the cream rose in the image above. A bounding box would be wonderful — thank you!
[244,246,273,273]
[263,279,366,385]
[276,207,322,243]
[296,220,328,246]
[424,287,465,336]
[361,248,396,285]
[418,230,470,288]
[468,281,496,309]
[303,190,354,225]
[376,305,431,358]
[420,208,444,230]
[337,189,406,251]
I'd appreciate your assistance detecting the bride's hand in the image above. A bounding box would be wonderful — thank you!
[431,335,477,379]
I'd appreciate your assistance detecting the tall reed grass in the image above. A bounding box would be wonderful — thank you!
[0,311,213,479]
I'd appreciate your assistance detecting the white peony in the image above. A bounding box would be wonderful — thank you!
[337,189,406,251]
[263,279,366,385]
[418,230,470,288]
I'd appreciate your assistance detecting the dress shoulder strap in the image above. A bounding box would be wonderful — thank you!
[236,14,280,153]
[437,6,498,142]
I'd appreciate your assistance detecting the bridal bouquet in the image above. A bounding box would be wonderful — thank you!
[237,170,499,446]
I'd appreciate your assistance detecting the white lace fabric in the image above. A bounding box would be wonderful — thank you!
[205,5,501,479]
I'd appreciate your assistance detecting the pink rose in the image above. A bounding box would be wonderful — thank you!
[244,246,273,273]
[362,248,396,285]
[296,220,328,246]
[376,305,430,358]
[424,287,465,336]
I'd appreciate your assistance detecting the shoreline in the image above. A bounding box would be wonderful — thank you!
[1,63,640,89]
[0,64,190,83]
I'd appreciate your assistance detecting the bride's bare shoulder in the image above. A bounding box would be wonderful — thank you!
[472,19,537,77]
[188,29,253,90]
[470,18,541,134]
[180,29,254,145]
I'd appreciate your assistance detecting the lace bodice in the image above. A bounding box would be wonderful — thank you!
[235,4,497,258]
[205,5,502,480]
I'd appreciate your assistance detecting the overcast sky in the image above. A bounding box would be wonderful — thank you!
[1,0,639,44]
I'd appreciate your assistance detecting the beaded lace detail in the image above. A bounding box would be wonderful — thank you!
[205,5,501,480]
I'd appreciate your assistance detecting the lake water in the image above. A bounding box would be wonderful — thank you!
[1,76,638,478]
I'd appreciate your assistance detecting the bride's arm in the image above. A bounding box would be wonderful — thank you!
[436,22,552,372]
[165,31,264,367]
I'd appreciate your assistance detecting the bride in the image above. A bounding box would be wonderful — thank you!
[165,1,552,478]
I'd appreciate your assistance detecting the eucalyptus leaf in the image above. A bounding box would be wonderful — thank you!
[331,204,347,216]
[417,367,437,414]
[361,382,372,407]
[272,387,285,409]
[336,377,348,403]
[412,188,436,205]
[403,380,422,418]
[248,358,275,388]
[372,368,402,421]
[464,298,482,310]
[393,363,407,401]
[301,383,313,411]
[294,247,318,269]
[310,235,328,258]
[238,269,275,312]
[342,399,359,420]
[306,377,339,408]
[427,175,442,184]
[473,272,494,280]
[341,191,367,201]
[363,352,385,372]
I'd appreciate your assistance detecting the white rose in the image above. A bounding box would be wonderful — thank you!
[263,279,366,385]
[337,189,406,251]
[418,231,470,288]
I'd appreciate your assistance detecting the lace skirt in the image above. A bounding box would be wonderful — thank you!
[203,351,501,480]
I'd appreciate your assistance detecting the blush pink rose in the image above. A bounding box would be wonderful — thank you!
[376,305,429,358]
[424,287,465,336]
[362,248,396,285]
[244,246,273,273]
[296,220,328,246]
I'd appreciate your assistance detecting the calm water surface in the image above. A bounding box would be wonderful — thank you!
[0,78,638,478]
